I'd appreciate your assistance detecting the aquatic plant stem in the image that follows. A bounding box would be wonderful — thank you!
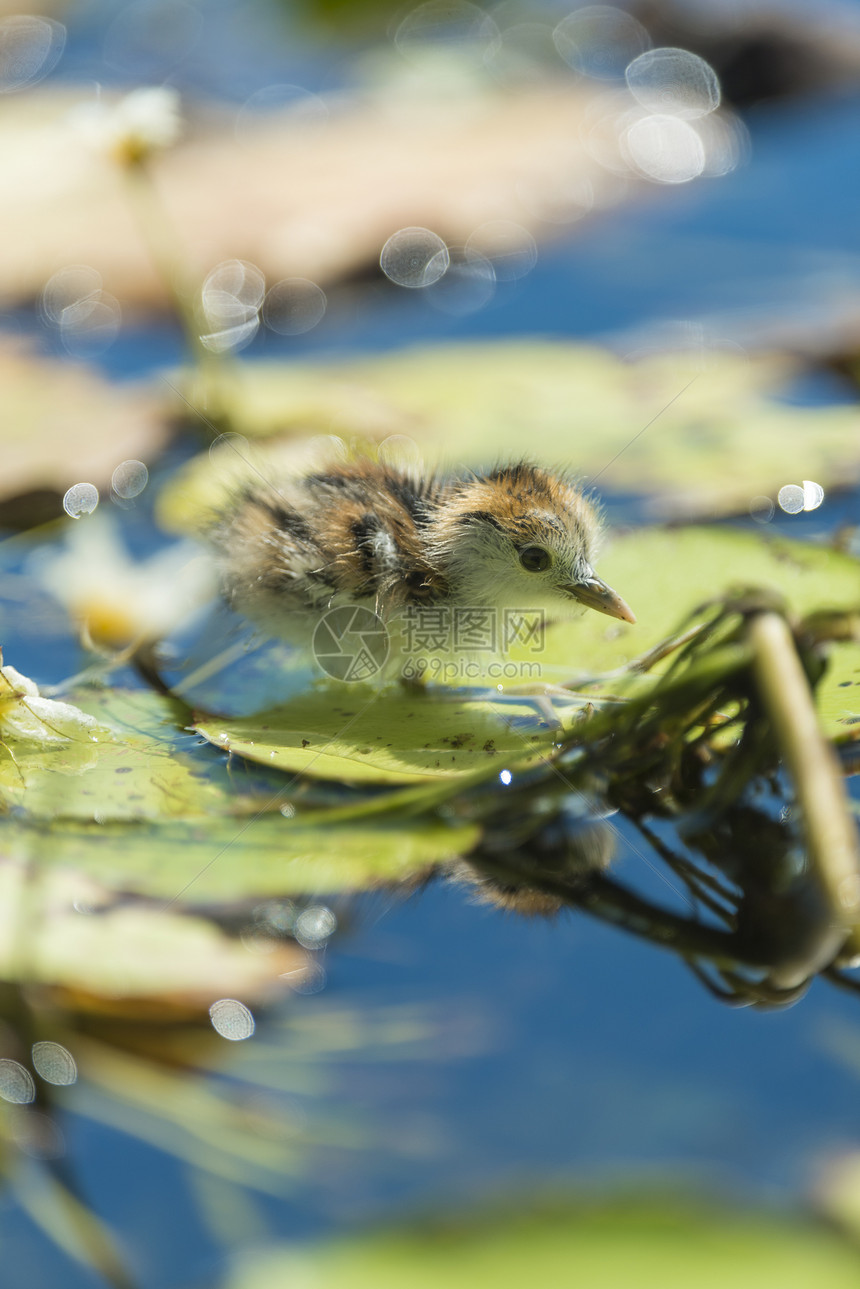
[122,159,208,364]
[122,158,234,426]
[747,610,860,973]
[15,1166,138,1289]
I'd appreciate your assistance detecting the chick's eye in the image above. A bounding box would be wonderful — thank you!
[519,546,551,573]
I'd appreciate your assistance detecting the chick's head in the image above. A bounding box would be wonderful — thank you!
[429,464,634,622]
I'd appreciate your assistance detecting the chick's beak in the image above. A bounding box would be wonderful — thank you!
[563,574,636,624]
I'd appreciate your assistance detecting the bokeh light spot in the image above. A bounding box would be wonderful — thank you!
[394,1,500,66]
[696,108,749,177]
[749,496,774,524]
[425,247,495,315]
[378,434,422,469]
[32,1041,77,1087]
[625,47,720,120]
[777,484,805,515]
[253,899,296,934]
[466,220,537,281]
[209,998,255,1041]
[380,227,450,288]
[802,480,825,511]
[294,905,337,949]
[111,460,149,500]
[282,960,327,994]
[200,259,265,354]
[263,278,327,335]
[0,15,65,93]
[485,22,558,84]
[623,114,705,184]
[236,83,328,139]
[0,1058,35,1104]
[553,6,650,81]
[208,431,250,464]
[41,266,121,357]
[10,1109,65,1159]
[63,483,99,519]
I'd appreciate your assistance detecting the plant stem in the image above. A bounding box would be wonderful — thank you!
[123,159,207,363]
[122,158,231,426]
[747,610,860,976]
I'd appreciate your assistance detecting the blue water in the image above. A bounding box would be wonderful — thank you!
[4,4,860,1288]
[14,879,860,1289]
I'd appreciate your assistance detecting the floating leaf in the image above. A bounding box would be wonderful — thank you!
[194,685,555,785]
[823,655,860,743]
[157,344,860,531]
[1,661,103,744]
[0,679,259,821]
[0,669,482,901]
[224,1196,860,1289]
[0,341,168,525]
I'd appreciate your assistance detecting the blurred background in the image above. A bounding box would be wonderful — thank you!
[2,2,860,1287]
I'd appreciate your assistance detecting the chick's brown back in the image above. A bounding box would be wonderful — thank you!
[215,460,449,622]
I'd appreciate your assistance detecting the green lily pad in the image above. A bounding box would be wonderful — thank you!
[224,1196,860,1289]
[156,343,860,532]
[0,674,253,821]
[2,815,479,902]
[194,685,555,785]
[524,526,860,741]
[0,667,482,903]
[191,526,859,784]
[823,657,860,743]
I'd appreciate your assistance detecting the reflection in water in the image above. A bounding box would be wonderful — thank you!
[466,785,851,1010]
[455,593,860,1010]
[0,960,477,1287]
